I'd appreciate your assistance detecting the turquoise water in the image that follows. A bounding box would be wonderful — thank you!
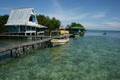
[0,30,120,80]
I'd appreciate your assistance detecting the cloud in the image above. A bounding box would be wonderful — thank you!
[82,22,100,27]
[45,0,114,30]
[48,13,89,21]
[91,12,106,18]
[52,0,62,13]
[47,0,120,30]
[49,0,88,21]
[104,21,120,27]
[81,22,101,30]
[81,21,120,30]
[46,0,106,23]
[108,17,120,21]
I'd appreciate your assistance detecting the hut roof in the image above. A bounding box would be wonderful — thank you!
[70,26,84,29]
[5,8,44,28]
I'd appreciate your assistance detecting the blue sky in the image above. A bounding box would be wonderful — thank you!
[0,0,120,30]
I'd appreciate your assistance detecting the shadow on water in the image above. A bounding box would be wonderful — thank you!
[0,51,21,61]
[0,53,10,61]
[0,39,28,61]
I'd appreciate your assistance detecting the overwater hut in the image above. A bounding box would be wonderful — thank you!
[69,26,81,34]
[5,8,46,35]
[69,26,85,36]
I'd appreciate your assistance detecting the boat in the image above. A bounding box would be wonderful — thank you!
[50,30,69,46]
[103,32,107,35]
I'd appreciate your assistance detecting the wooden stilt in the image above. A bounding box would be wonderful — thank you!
[10,50,13,57]
[16,48,20,57]
[23,46,25,53]
[32,44,35,50]
[26,46,30,53]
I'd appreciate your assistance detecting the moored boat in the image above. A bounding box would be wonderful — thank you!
[50,30,69,46]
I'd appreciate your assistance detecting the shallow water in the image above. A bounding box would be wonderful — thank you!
[0,30,120,80]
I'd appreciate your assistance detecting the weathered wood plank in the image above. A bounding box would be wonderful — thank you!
[0,38,51,53]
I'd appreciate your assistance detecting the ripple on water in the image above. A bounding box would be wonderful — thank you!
[0,34,120,80]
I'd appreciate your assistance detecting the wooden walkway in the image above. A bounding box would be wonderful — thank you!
[0,34,74,59]
[0,35,51,40]
[0,38,52,57]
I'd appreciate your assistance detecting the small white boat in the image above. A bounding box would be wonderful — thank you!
[50,30,69,46]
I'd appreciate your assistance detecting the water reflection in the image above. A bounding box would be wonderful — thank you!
[49,44,69,64]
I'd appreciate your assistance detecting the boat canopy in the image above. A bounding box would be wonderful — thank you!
[60,30,69,34]
[51,30,69,34]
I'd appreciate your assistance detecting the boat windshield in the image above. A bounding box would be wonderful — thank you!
[50,30,69,38]
[50,31,61,36]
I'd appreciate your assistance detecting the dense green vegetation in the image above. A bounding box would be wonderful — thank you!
[0,15,9,33]
[0,15,86,33]
[0,15,61,33]
[67,22,86,32]
[37,15,61,30]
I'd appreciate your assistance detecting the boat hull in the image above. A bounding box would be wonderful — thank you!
[51,38,69,46]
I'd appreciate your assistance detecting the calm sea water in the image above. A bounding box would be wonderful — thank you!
[0,30,120,80]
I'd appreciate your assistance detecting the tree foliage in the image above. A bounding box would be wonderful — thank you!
[70,22,84,27]
[68,22,86,31]
[0,14,86,34]
[0,14,61,34]
[0,15,9,33]
[37,15,61,30]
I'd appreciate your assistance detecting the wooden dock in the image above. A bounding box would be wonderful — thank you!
[0,35,51,40]
[0,38,52,58]
[0,34,74,60]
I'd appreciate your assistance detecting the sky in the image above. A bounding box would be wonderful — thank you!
[0,0,120,31]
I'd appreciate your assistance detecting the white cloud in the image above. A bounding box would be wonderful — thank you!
[91,12,106,18]
[104,21,120,27]
[46,0,107,23]
[48,13,89,21]
[52,0,62,13]
[81,21,120,30]
[103,21,120,30]
[81,22,101,30]
[112,17,120,21]
[82,22,100,27]
[45,0,120,30]
[45,0,89,22]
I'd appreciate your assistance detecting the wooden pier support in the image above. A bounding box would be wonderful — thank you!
[15,47,20,57]
[23,46,25,53]
[32,44,35,50]
[10,50,13,57]
[0,38,52,60]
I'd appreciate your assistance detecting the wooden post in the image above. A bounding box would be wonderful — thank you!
[44,42,47,48]
[32,44,35,50]
[37,41,40,48]
[23,46,25,53]
[41,37,43,40]
[16,48,20,57]
[26,46,30,53]
[10,50,13,57]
